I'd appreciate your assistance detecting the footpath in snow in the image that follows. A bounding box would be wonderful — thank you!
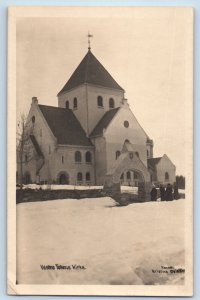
[17,197,185,285]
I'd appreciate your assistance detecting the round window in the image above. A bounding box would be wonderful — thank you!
[124,120,129,128]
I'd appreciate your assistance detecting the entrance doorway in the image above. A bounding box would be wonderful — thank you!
[58,172,69,184]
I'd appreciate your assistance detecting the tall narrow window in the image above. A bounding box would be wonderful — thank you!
[165,172,169,181]
[86,172,91,181]
[127,171,131,180]
[97,96,103,107]
[73,97,77,109]
[65,100,69,109]
[75,151,82,163]
[77,172,83,182]
[109,98,115,109]
[147,149,149,157]
[62,155,64,164]
[120,173,124,180]
[85,151,92,163]
[116,150,120,160]
[32,115,35,124]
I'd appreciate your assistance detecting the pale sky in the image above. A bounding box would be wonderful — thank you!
[16,7,193,176]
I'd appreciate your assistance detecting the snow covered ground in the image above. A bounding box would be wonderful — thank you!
[17,197,185,285]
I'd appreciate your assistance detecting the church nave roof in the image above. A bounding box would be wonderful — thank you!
[38,104,93,146]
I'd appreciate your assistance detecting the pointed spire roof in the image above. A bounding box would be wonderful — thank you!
[58,50,124,95]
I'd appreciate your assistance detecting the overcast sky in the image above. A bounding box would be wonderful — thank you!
[16,7,193,176]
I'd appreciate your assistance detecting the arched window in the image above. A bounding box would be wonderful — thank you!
[75,151,82,163]
[85,151,92,163]
[109,98,115,109]
[77,172,83,182]
[65,100,69,109]
[127,171,131,180]
[58,172,69,185]
[120,173,124,180]
[134,172,138,179]
[32,115,35,124]
[73,97,77,109]
[116,150,120,160]
[97,96,103,107]
[165,172,169,181]
[86,172,91,181]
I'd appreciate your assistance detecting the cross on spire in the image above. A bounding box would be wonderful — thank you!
[87,32,93,50]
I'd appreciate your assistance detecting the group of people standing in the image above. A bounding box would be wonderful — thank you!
[150,183,179,201]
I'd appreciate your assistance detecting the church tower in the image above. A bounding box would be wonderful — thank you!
[57,49,125,135]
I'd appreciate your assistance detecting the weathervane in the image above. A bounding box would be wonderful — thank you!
[87,32,93,50]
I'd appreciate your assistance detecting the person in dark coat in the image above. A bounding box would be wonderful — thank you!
[160,185,166,201]
[166,184,173,201]
[150,186,157,201]
[173,183,180,200]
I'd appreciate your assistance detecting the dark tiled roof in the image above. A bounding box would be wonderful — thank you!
[58,50,124,95]
[29,134,44,157]
[147,157,162,170]
[90,107,120,137]
[38,105,92,146]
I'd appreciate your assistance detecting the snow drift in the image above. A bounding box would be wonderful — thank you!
[17,197,185,285]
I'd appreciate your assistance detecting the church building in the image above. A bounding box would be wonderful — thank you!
[17,46,176,187]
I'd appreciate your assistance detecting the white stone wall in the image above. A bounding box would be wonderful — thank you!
[86,85,124,134]
[105,105,149,173]
[18,100,95,185]
[57,84,124,135]
[91,136,107,185]
[58,85,88,133]
[17,101,57,183]
[27,101,57,156]
[156,155,176,184]
[53,146,95,185]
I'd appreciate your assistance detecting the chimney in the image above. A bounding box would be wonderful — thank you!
[32,96,38,105]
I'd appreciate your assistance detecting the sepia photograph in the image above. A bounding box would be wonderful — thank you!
[7,6,193,296]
